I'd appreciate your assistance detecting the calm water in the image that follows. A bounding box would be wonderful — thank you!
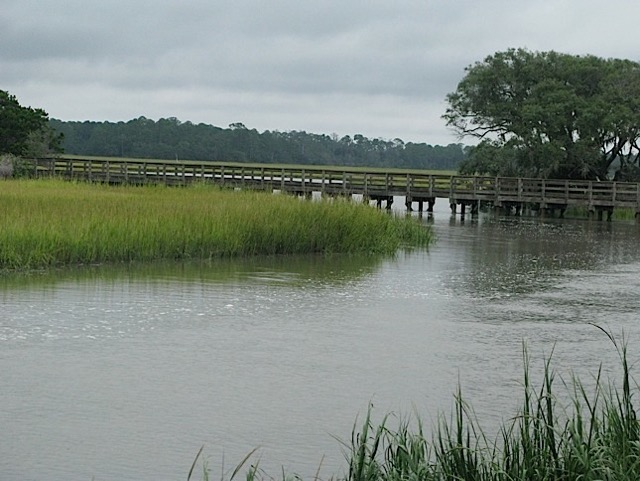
[2,206,640,481]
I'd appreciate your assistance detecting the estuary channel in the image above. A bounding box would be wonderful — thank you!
[2,204,640,481]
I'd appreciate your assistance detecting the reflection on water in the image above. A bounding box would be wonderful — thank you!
[441,216,640,298]
[0,254,383,345]
[2,210,640,481]
[0,253,383,290]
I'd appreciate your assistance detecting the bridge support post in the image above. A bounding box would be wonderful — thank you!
[410,197,434,213]
[373,195,393,210]
[386,196,394,210]
[594,208,613,221]
[405,196,413,212]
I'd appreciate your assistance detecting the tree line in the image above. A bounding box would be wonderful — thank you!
[49,118,467,170]
[5,47,640,179]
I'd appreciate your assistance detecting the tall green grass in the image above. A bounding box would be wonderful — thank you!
[0,179,431,269]
[612,208,637,221]
[197,329,640,481]
[340,329,640,481]
[564,205,637,221]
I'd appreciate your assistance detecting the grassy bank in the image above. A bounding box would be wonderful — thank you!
[0,179,431,270]
[197,331,640,481]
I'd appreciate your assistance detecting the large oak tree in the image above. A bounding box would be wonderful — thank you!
[444,49,640,180]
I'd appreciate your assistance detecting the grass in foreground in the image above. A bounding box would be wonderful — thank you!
[0,179,431,270]
[195,328,640,481]
[341,334,640,481]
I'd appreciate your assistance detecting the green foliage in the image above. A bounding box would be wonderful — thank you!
[458,139,521,177]
[445,48,640,180]
[339,334,640,481]
[48,117,466,170]
[0,90,62,158]
[0,180,432,270]
[187,331,640,481]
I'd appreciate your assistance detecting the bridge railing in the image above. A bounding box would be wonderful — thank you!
[34,156,640,211]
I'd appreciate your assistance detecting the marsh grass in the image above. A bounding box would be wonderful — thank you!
[612,208,637,221]
[0,179,431,270]
[563,206,637,221]
[201,329,640,481]
[340,329,640,481]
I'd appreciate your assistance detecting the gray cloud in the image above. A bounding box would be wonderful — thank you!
[2,0,639,145]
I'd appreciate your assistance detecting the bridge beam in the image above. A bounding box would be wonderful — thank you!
[450,199,479,216]
[406,196,435,213]
[370,195,393,210]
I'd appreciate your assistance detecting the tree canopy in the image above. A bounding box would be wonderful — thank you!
[0,90,61,157]
[50,117,466,170]
[444,49,640,180]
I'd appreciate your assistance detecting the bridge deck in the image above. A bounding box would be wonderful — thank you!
[34,156,640,214]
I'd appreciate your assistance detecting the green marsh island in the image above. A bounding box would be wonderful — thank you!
[0,179,431,270]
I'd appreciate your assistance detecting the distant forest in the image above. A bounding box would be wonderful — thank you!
[49,117,467,170]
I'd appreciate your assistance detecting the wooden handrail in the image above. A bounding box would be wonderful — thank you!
[33,155,640,211]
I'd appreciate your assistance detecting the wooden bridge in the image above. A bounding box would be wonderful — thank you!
[35,155,640,219]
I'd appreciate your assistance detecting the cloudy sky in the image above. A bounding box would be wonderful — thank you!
[2,0,639,145]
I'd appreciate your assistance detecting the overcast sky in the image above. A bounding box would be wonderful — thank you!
[2,1,639,145]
